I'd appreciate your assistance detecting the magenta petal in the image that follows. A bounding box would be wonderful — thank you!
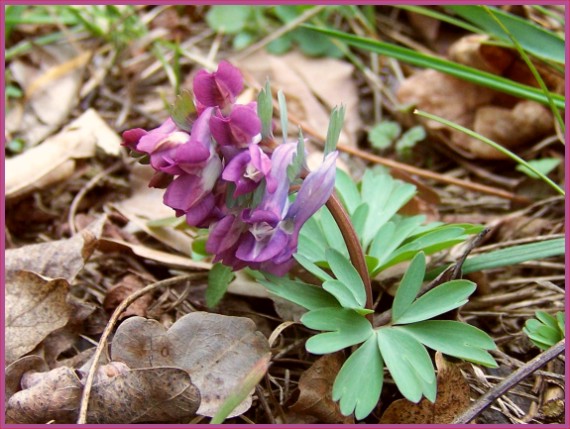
[193,61,243,108]
[210,105,261,148]
[206,215,244,255]
[175,108,214,167]
[122,128,147,151]
[222,149,250,182]
[287,151,338,233]
[136,118,178,153]
[163,174,206,213]
[185,193,215,226]
[236,228,289,262]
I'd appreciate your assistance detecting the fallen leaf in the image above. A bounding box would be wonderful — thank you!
[5,272,71,364]
[379,352,471,424]
[236,50,361,147]
[110,164,195,255]
[448,34,515,75]
[5,216,106,282]
[9,44,91,145]
[87,364,200,423]
[98,238,211,270]
[6,362,200,424]
[6,109,121,199]
[6,366,82,424]
[5,356,49,408]
[290,353,354,424]
[111,312,270,417]
[103,274,152,319]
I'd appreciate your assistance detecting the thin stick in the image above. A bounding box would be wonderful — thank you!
[326,192,373,320]
[76,274,199,424]
[68,161,123,235]
[453,340,565,424]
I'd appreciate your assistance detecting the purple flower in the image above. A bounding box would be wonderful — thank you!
[121,117,210,176]
[210,103,262,148]
[193,60,243,112]
[222,144,275,197]
[163,151,222,226]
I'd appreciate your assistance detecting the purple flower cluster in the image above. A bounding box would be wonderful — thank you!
[123,61,337,275]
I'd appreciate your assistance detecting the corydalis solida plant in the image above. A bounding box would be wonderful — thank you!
[123,61,338,275]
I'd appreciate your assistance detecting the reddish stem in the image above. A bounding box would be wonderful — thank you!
[326,192,374,321]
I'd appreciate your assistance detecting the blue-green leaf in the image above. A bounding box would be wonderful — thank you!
[257,80,274,139]
[326,248,366,308]
[376,328,436,403]
[294,254,333,282]
[392,252,425,323]
[333,335,383,420]
[325,105,345,157]
[335,169,361,214]
[395,280,476,324]
[261,275,339,310]
[400,321,497,367]
[323,279,362,310]
[302,308,373,354]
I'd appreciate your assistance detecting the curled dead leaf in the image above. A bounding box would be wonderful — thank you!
[111,312,270,418]
[290,353,354,424]
[6,362,200,424]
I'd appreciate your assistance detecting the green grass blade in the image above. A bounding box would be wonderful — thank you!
[414,110,564,196]
[397,5,483,34]
[304,25,565,109]
[445,5,565,64]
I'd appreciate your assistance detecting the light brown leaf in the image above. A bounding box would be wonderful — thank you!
[236,50,361,147]
[103,274,152,319]
[9,44,91,145]
[6,362,200,424]
[379,352,471,424]
[98,238,211,270]
[5,216,106,282]
[5,272,71,364]
[289,353,354,424]
[5,356,49,407]
[111,312,270,417]
[6,109,121,199]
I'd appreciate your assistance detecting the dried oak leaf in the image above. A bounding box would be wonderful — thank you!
[5,272,71,364]
[6,362,200,424]
[111,312,270,417]
[5,356,49,408]
[289,352,354,424]
[379,352,470,424]
[103,274,152,319]
[5,216,106,282]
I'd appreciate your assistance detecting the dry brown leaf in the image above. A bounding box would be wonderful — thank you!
[6,362,200,424]
[5,356,49,408]
[236,50,361,147]
[9,44,91,145]
[449,34,515,75]
[111,312,270,418]
[289,353,354,424]
[103,274,152,319]
[98,238,211,270]
[379,352,471,424]
[6,109,121,199]
[110,164,195,255]
[5,216,106,282]
[450,100,553,159]
[5,272,72,364]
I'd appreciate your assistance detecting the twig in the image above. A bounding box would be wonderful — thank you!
[68,161,123,235]
[76,274,198,424]
[453,340,565,424]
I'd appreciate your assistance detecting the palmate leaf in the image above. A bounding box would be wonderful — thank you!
[399,321,497,367]
[294,254,333,282]
[335,169,361,215]
[392,252,425,322]
[333,335,383,420]
[260,275,339,311]
[302,308,373,354]
[376,328,436,403]
[326,248,366,309]
[206,263,235,308]
[394,280,476,324]
[523,311,565,350]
